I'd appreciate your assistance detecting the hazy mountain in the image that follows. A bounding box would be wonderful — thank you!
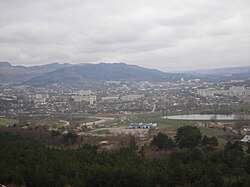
[1,62,249,85]
[0,62,71,83]
[24,62,72,71]
[185,66,250,75]
[181,66,250,82]
[25,63,169,86]
[0,62,12,68]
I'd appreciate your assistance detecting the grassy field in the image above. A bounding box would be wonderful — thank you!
[92,129,110,135]
[0,118,18,127]
[17,115,100,128]
[104,119,125,127]
[133,112,241,148]
[230,103,250,113]
[27,118,66,128]
[132,112,195,127]
[108,111,244,149]
[159,119,240,148]
[198,127,230,148]
[72,117,100,124]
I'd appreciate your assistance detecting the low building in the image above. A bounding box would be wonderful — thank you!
[73,90,97,104]
[128,123,157,129]
[101,96,119,102]
[240,135,250,143]
[197,86,250,98]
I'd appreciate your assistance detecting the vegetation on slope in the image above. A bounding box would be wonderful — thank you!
[1,125,250,187]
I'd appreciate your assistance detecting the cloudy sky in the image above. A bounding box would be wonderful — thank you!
[0,0,249,71]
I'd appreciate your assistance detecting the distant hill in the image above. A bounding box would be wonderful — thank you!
[0,62,71,83]
[0,62,12,68]
[186,66,250,75]
[183,66,250,81]
[1,62,249,85]
[25,63,169,86]
[24,62,72,71]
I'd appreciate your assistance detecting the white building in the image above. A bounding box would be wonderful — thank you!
[240,135,250,143]
[101,96,119,102]
[197,86,250,97]
[197,88,217,97]
[226,86,250,97]
[73,90,97,104]
[33,93,49,103]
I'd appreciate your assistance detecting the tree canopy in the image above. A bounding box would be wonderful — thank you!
[151,132,175,150]
[175,126,202,149]
[201,135,218,149]
[1,127,250,187]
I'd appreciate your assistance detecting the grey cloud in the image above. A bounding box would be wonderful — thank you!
[0,0,249,71]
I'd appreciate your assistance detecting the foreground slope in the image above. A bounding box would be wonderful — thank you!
[1,131,250,187]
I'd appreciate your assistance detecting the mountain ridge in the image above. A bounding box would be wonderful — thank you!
[182,66,250,75]
[0,62,72,83]
[1,61,249,85]
[25,62,169,86]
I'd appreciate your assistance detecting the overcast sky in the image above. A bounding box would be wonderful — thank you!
[0,0,249,71]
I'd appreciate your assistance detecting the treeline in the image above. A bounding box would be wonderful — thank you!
[0,126,76,146]
[0,127,250,187]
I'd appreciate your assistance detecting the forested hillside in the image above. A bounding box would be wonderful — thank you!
[1,128,250,187]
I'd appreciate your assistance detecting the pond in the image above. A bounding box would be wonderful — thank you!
[162,114,237,121]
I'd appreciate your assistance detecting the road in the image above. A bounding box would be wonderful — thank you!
[80,117,115,127]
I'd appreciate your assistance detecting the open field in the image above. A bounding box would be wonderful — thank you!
[0,118,17,127]
[4,111,243,149]
[72,117,100,124]
[91,127,149,136]
[198,127,231,148]
[92,129,110,135]
[229,103,250,113]
[16,115,102,128]
[26,118,66,128]
[129,112,242,148]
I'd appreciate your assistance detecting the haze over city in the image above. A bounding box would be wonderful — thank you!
[1,0,250,71]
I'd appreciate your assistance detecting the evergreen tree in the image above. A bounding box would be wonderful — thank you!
[175,126,202,149]
[151,133,175,150]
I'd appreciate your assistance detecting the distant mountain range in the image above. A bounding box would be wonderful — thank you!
[0,62,70,84]
[185,66,250,75]
[0,62,249,85]
[0,62,178,85]
[25,63,171,86]
[183,66,250,81]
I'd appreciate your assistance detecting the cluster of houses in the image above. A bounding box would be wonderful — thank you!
[195,121,250,134]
